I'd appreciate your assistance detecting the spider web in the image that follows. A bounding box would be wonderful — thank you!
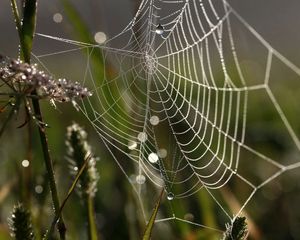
[34,0,300,235]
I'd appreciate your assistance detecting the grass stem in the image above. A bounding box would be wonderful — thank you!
[10,0,66,238]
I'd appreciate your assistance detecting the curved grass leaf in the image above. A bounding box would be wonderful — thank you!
[142,189,164,240]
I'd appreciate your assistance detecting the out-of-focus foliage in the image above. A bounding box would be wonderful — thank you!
[0,1,300,240]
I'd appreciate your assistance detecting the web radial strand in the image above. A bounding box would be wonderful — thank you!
[33,0,300,233]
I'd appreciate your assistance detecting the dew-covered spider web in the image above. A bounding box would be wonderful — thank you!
[34,0,300,236]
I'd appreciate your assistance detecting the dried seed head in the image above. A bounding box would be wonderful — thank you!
[9,203,35,240]
[66,123,99,197]
[223,217,248,240]
[0,54,92,103]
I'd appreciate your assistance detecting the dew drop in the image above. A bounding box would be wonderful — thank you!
[155,24,164,35]
[136,174,146,184]
[148,152,159,163]
[22,159,30,168]
[128,141,137,150]
[94,31,107,44]
[150,115,160,126]
[137,132,147,142]
[167,192,174,201]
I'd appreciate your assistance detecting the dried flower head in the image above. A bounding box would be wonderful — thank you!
[223,216,248,240]
[0,54,92,103]
[66,123,99,197]
[9,203,35,240]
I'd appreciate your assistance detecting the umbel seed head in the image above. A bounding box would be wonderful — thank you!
[0,54,92,103]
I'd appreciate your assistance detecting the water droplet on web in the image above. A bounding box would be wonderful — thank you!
[94,31,107,44]
[155,24,164,35]
[148,152,159,163]
[136,174,146,184]
[128,141,137,150]
[167,192,174,201]
[150,115,160,126]
[137,132,147,142]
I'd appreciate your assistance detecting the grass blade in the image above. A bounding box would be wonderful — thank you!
[21,0,38,62]
[142,189,164,240]
[61,0,127,132]
[11,0,67,238]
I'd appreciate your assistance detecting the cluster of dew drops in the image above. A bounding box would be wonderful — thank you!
[127,113,175,201]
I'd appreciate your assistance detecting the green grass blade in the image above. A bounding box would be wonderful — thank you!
[60,0,104,77]
[61,0,94,44]
[142,190,164,240]
[21,0,37,62]
[10,0,22,37]
[10,1,67,239]
[61,0,128,137]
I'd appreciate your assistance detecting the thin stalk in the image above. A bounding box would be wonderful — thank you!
[32,99,66,239]
[10,0,22,40]
[86,195,98,240]
[10,0,66,238]
[44,155,91,240]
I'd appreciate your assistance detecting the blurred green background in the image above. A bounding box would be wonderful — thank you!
[1,1,300,240]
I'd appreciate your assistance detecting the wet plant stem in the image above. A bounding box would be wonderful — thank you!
[10,0,66,238]
[31,98,66,239]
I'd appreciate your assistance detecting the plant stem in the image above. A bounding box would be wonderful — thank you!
[32,97,66,239]
[10,0,66,238]
[44,155,91,240]
[86,195,98,240]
